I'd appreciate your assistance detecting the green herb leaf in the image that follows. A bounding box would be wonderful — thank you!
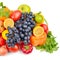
[35,31,59,53]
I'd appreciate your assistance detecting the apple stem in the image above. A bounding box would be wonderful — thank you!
[38,11,41,14]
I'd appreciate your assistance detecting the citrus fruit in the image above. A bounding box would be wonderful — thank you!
[39,32,47,45]
[30,32,47,46]
[30,35,40,46]
[2,30,9,40]
[4,18,14,28]
[33,26,44,37]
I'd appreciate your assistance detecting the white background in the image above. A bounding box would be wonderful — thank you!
[0,0,60,60]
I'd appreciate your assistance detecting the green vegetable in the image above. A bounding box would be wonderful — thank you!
[36,31,59,53]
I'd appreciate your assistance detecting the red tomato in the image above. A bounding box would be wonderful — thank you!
[0,45,8,56]
[40,24,48,34]
[10,10,22,21]
[0,36,6,46]
[8,44,19,52]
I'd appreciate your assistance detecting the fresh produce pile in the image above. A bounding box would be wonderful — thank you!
[0,2,59,56]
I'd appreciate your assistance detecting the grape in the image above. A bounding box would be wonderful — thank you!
[27,26,31,31]
[24,32,28,36]
[24,36,28,40]
[8,27,13,34]
[15,12,36,45]
[28,32,32,36]
[22,24,27,29]
[6,12,36,47]
[6,33,9,37]
[20,33,24,38]
[24,40,28,45]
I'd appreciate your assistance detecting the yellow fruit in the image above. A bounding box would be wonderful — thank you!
[4,18,14,29]
[2,30,9,40]
[33,26,44,37]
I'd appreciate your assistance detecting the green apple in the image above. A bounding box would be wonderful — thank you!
[18,4,31,13]
[35,13,44,24]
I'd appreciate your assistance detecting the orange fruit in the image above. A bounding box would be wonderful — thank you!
[2,30,9,40]
[30,32,47,46]
[33,26,44,37]
[39,32,47,45]
[4,18,14,29]
[30,35,40,46]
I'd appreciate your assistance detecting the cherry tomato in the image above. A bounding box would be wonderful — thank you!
[10,10,22,21]
[40,24,48,34]
[0,45,8,56]
[8,44,19,52]
[21,43,33,54]
[0,36,6,46]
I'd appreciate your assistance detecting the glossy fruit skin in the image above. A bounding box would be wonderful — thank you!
[40,24,48,34]
[10,10,22,21]
[38,32,47,45]
[18,4,31,13]
[0,36,6,46]
[30,35,40,46]
[33,26,44,37]
[35,14,44,24]
[0,7,10,21]
[2,30,9,40]
[4,18,14,29]
[0,45,8,56]
[7,44,19,52]
[30,32,47,46]
[21,43,33,54]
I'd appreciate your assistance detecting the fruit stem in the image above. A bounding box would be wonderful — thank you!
[44,18,48,25]
[25,46,29,50]
[0,2,3,6]
[38,11,41,15]
[0,2,6,8]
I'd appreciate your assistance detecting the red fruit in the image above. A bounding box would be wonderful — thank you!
[0,45,8,56]
[21,43,33,54]
[10,10,22,21]
[8,44,19,52]
[0,36,6,46]
[40,24,48,34]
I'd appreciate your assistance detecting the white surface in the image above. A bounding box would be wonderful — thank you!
[0,0,60,60]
